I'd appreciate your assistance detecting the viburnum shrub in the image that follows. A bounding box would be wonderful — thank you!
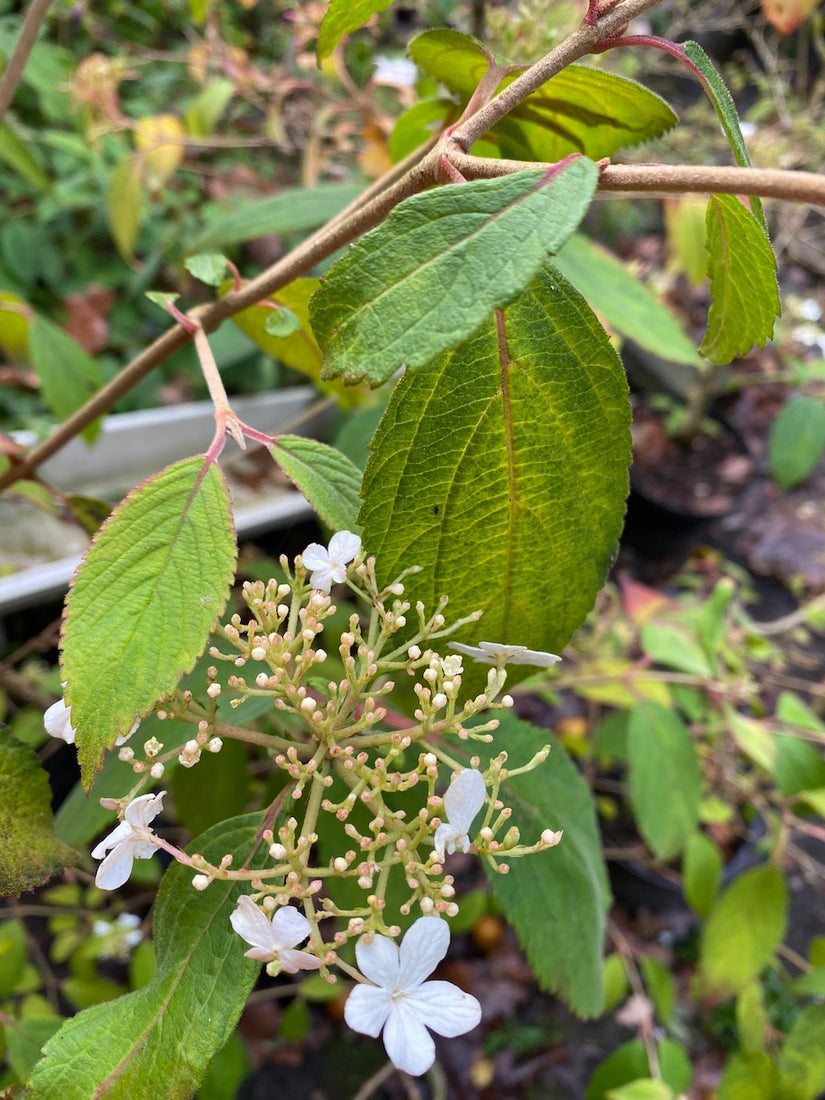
[2,0,825,1095]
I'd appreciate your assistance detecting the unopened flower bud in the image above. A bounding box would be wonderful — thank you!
[207,683,221,699]
[192,874,210,891]
[207,737,222,753]
[251,646,267,662]
[150,762,164,779]
[269,843,287,859]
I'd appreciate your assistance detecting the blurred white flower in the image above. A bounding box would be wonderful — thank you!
[448,641,561,667]
[230,896,322,973]
[44,691,139,746]
[302,531,361,594]
[434,769,486,861]
[91,792,165,890]
[344,917,481,1076]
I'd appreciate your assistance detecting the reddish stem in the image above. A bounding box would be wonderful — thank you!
[594,33,703,80]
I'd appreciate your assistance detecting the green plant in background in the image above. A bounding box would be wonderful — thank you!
[1,0,825,1096]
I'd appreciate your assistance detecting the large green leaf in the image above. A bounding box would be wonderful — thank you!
[313,161,598,387]
[317,0,395,59]
[698,866,788,997]
[27,815,264,1099]
[270,436,362,533]
[700,194,780,365]
[61,457,237,787]
[189,183,363,253]
[627,702,702,861]
[0,733,79,896]
[410,30,677,161]
[454,717,610,1017]
[358,265,630,662]
[553,234,703,368]
[29,316,103,443]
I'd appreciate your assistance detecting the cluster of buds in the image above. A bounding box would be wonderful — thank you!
[52,532,564,1076]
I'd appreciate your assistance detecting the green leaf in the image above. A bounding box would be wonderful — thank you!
[768,394,825,491]
[607,1082,674,1100]
[774,734,825,797]
[777,691,825,733]
[358,265,630,663]
[640,955,675,1026]
[317,0,395,59]
[410,31,677,161]
[184,78,235,138]
[184,253,229,287]
[699,866,788,997]
[789,967,825,996]
[0,733,79,896]
[227,278,322,376]
[0,920,27,997]
[627,702,702,862]
[727,707,776,773]
[263,305,301,337]
[682,41,766,231]
[106,155,142,260]
[553,234,703,368]
[603,953,630,1012]
[270,436,362,532]
[736,979,768,1054]
[640,621,713,676]
[197,1032,250,1100]
[700,194,780,365]
[5,1016,63,1082]
[189,182,363,252]
[682,831,723,918]
[0,122,50,191]
[312,162,599,386]
[697,578,736,666]
[718,1053,779,1100]
[28,316,103,443]
[455,716,610,1017]
[777,1004,825,1100]
[585,1039,691,1100]
[27,815,264,1100]
[61,457,237,787]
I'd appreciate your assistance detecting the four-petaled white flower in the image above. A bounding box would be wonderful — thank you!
[44,692,139,747]
[434,769,486,861]
[230,895,322,973]
[91,792,165,890]
[302,531,361,594]
[448,641,561,667]
[344,916,481,1077]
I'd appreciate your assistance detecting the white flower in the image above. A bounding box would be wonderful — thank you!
[440,654,464,678]
[448,641,562,667]
[229,896,322,973]
[434,769,486,861]
[344,917,481,1077]
[91,791,165,890]
[302,531,361,594]
[44,692,139,746]
[44,697,75,744]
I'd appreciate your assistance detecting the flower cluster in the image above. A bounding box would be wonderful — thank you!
[53,532,564,1077]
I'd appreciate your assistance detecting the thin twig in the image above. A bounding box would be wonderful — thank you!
[0,0,53,125]
[448,0,664,151]
[454,154,825,206]
[352,1060,401,1100]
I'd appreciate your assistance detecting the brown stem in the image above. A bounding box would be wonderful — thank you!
[453,153,825,206]
[0,0,53,125]
[449,0,664,151]
[0,146,440,491]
